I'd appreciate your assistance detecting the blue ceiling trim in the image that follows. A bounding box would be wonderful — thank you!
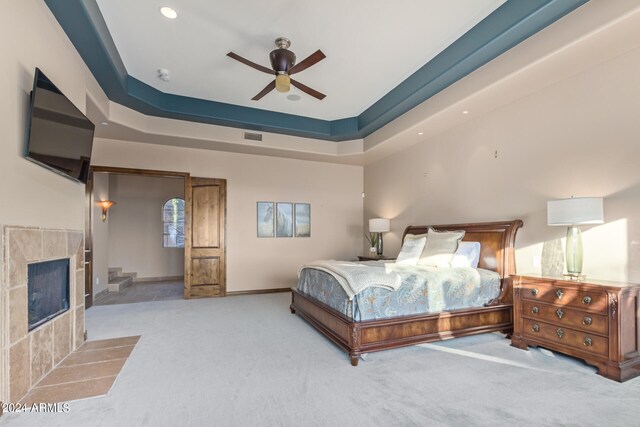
[44,0,588,142]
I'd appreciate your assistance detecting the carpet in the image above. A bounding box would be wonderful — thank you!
[3,292,639,426]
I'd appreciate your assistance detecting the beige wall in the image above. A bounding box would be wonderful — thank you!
[92,173,110,295]
[107,174,185,279]
[0,1,107,401]
[92,139,364,291]
[364,46,640,283]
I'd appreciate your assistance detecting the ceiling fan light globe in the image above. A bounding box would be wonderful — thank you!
[275,74,290,93]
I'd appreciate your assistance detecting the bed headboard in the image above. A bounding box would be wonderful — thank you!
[402,220,523,280]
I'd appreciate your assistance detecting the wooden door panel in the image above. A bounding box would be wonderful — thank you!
[191,258,220,285]
[192,185,220,248]
[185,177,226,298]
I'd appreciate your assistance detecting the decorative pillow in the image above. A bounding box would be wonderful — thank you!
[451,242,481,268]
[395,236,427,265]
[417,228,465,268]
[403,233,427,241]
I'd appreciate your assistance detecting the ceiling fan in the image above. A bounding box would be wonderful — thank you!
[227,37,326,101]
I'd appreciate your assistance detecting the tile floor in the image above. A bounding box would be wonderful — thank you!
[94,280,183,305]
[19,336,140,404]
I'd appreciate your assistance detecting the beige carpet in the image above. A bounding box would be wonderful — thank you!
[3,293,640,426]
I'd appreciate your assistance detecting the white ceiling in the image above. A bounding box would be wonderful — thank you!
[95,0,505,121]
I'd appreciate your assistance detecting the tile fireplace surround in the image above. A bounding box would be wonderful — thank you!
[1,226,85,404]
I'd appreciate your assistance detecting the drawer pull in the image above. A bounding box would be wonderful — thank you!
[556,328,565,339]
[531,288,539,296]
[582,316,592,326]
[584,337,593,347]
[531,306,539,314]
[556,308,565,319]
[555,289,564,300]
[582,296,592,305]
[531,324,540,333]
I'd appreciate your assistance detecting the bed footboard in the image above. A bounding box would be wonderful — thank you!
[291,289,513,366]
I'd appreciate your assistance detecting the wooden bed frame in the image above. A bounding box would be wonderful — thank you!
[290,220,523,366]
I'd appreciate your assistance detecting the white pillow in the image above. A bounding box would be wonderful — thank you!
[451,242,481,268]
[395,237,427,265]
[417,228,465,268]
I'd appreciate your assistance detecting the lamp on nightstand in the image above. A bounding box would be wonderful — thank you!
[547,197,603,279]
[369,218,390,256]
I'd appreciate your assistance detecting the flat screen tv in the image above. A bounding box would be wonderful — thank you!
[25,68,94,184]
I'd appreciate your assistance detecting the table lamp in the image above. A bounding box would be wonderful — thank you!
[547,197,603,279]
[369,218,390,256]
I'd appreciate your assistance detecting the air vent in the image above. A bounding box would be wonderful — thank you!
[244,132,263,142]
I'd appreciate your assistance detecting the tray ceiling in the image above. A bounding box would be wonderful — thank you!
[45,0,589,141]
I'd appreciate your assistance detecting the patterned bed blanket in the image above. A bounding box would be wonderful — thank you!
[297,262,501,321]
[298,260,402,300]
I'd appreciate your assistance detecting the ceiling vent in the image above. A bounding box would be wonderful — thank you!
[244,132,263,142]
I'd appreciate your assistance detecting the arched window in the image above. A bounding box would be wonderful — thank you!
[163,198,185,248]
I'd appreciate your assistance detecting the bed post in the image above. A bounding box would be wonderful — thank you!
[349,325,361,366]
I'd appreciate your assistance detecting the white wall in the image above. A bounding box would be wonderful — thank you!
[107,174,185,279]
[92,139,364,291]
[92,173,110,295]
[364,46,640,283]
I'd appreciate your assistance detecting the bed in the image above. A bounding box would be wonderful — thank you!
[290,220,523,365]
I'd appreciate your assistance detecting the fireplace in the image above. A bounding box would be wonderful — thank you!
[28,258,70,331]
[1,226,85,404]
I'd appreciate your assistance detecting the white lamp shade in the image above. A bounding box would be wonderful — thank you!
[547,197,604,226]
[369,218,390,233]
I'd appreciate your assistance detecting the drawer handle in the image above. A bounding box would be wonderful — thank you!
[531,324,540,333]
[584,337,593,347]
[582,296,592,305]
[531,288,539,296]
[555,289,564,300]
[556,328,564,339]
[582,316,592,326]
[531,306,539,314]
[556,308,565,319]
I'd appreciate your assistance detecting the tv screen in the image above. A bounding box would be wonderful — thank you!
[26,68,94,183]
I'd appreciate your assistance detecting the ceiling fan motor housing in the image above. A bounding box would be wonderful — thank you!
[270,49,296,73]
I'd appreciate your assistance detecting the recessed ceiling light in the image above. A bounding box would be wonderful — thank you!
[417,132,424,136]
[287,94,301,101]
[462,110,469,115]
[160,6,178,19]
[100,122,109,126]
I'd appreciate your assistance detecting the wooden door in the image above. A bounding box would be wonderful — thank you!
[84,171,94,308]
[184,177,227,298]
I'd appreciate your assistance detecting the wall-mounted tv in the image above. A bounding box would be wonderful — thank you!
[25,68,94,184]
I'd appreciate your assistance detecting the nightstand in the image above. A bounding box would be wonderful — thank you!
[357,255,396,261]
[511,274,640,382]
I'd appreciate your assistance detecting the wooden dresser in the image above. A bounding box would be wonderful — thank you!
[511,274,640,382]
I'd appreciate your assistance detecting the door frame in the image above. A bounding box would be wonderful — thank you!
[85,166,190,307]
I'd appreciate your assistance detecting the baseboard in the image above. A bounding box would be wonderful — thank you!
[227,287,292,296]
[133,276,183,283]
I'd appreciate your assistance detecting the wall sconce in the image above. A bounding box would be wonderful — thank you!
[96,200,116,222]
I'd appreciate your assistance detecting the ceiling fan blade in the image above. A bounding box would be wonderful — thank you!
[289,50,326,75]
[290,79,326,100]
[251,80,276,101]
[227,52,274,75]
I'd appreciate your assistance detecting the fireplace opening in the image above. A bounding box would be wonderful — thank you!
[28,258,70,331]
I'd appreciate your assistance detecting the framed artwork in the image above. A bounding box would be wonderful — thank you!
[257,202,274,238]
[276,202,293,238]
[294,203,311,237]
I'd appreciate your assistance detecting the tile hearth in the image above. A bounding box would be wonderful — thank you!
[19,336,140,404]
